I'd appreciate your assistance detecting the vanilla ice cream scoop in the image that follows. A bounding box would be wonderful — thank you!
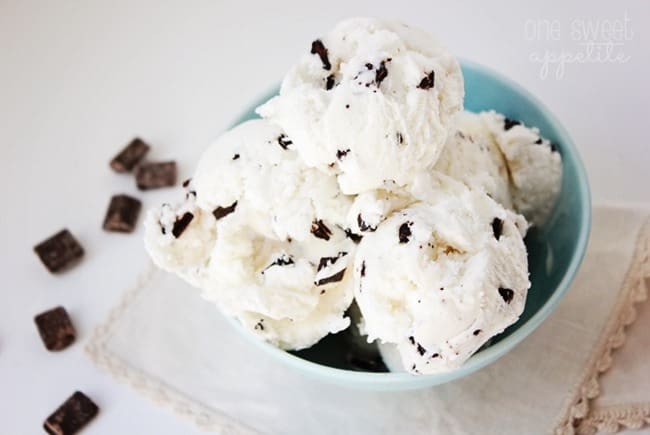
[257,18,464,194]
[353,185,530,374]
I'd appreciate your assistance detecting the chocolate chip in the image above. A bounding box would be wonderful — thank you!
[182,178,191,188]
[491,218,504,240]
[375,60,388,86]
[365,63,373,70]
[360,261,366,277]
[473,329,482,336]
[277,134,292,150]
[416,343,426,356]
[102,195,141,233]
[357,214,376,232]
[267,255,294,269]
[135,161,176,190]
[34,306,75,351]
[345,104,350,109]
[408,336,415,345]
[311,219,332,241]
[534,138,543,145]
[310,39,331,70]
[232,154,240,160]
[498,287,514,304]
[315,269,346,286]
[34,229,84,273]
[396,132,404,145]
[398,221,412,244]
[171,212,193,238]
[504,118,521,131]
[110,138,150,173]
[344,228,363,243]
[417,70,435,90]
[317,252,347,271]
[325,74,335,90]
[336,149,350,160]
[550,142,559,153]
[254,320,264,331]
[212,201,237,220]
[44,391,99,435]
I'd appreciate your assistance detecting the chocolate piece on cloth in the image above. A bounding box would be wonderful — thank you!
[109,138,150,173]
[33,229,84,273]
[44,391,99,435]
[135,161,177,190]
[102,194,142,233]
[34,306,76,351]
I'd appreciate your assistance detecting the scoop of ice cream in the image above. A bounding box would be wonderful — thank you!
[192,119,352,242]
[435,111,512,209]
[146,119,357,350]
[480,111,562,226]
[257,18,464,194]
[352,185,530,374]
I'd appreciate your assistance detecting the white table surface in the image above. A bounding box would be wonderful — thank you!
[1,1,648,434]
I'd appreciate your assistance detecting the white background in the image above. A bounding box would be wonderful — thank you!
[1,1,648,434]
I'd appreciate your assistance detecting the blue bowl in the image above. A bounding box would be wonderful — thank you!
[229,59,591,390]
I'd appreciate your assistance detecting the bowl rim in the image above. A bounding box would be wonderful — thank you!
[229,58,592,388]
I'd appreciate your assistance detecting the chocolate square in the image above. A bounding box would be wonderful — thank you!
[135,161,177,190]
[34,229,84,273]
[110,138,150,173]
[34,306,76,351]
[102,194,142,233]
[44,391,99,435]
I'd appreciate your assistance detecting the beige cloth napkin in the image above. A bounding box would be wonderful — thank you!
[86,206,650,435]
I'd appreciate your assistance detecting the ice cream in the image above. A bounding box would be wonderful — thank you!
[257,18,464,194]
[145,119,358,350]
[352,182,530,374]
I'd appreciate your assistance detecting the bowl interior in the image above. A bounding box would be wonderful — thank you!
[230,60,591,389]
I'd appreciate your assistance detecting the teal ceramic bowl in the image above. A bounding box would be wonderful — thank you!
[229,59,591,390]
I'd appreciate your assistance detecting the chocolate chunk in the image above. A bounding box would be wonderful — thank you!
[311,220,333,241]
[310,39,331,70]
[365,63,373,70]
[344,228,363,243]
[398,221,412,244]
[212,201,237,220]
[34,306,76,351]
[491,218,504,240]
[182,178,191,188]
[336,149,350,160]
[34,229,84,273]
[232,154,240,160]
[102,195,141,233]
[254,320,264,331]
[110,138,150,173]
[375,60,388,86]
[345,104,350,109]
[504,118,521,131]
[498,287,514,304]
[277,134,292,150]
[534,138,543,145]
[431,353,440,358]
[417,70,435,90]
[325,74,335,90]
[267,255,294,269]
[135,161,176,190]
[396,132,404,145]
[44,391,99,435]
[171,212,193,238]
[416,343,426,356]
[408,336,415,345]
[357,214,376,232]
[315,269,346,286]
[550,142,559,153]
[473,329,482,336]
[317,252,347,271]
[360,260,366,277]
